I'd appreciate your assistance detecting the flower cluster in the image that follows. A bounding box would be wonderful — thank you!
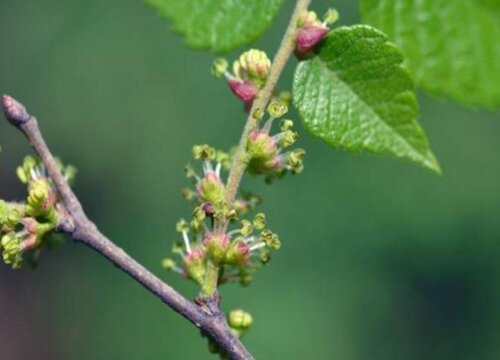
[212,49,271,109]
[246,100,305,182]
[0,156,76,269]
[295,8,339,58]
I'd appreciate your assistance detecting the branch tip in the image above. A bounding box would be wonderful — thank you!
[2,95,31,126]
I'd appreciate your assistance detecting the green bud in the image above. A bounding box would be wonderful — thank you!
[228,309,253,330]
[267,100,288,118]
[239,270,252,286]
[27,178,55,214]
[161,258,177,270]
[0,201,21,229]
[183,247,206,285]
[253,213,266,231]
[1,232,23,269]
[211,58,228,78]
[203,233,229,264]
[240,219,253,237]
[197,172,225,205]
[247,131,278,166]
[233,49,271,87]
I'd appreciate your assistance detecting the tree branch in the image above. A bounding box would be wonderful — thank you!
[2,1,313,358]
[2,95,253,360]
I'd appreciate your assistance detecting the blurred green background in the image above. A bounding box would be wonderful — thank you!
[1,1,499,359]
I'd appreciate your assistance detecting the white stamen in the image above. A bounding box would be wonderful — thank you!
[228,229,241,237]
[262,117,275,134]
[182,231,192,253]
[215,163,222,177]
[249,242,266,252]
[203,160,213,174]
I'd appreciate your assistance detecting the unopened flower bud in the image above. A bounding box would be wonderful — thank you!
[197,172,225,205]
[295,25,329,58]
[27,178,56,213]
[183,247,206,285]
[233,49,271,87]
[203,233,230,264]
[247,131,278,161]
[162,258,177,270]
[247,131,279,174]
[1,232,23,269]
[228,309,253,330]
[228,79,259,104]
[2,95,31,126]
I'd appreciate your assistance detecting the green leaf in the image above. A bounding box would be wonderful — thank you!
[145,0,284,53]
[359,0,500,109]
[293,25,441,173]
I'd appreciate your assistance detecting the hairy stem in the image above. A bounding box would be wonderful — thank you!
[217,0,311,235]
[201,260,220,296]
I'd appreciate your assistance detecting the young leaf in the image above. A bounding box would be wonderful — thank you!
[293,25,441,173]
[360,0,500,109]
[145,0,284,53]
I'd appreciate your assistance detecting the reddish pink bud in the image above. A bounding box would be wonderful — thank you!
[2,95,31,126]
[295,26,329,58]
[228,79,259,103]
